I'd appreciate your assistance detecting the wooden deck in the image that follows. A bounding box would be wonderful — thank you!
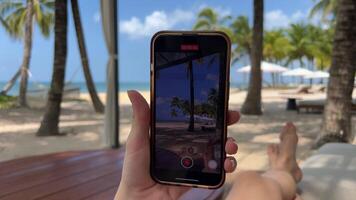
[0,149,223,200]
[0,149,124,200]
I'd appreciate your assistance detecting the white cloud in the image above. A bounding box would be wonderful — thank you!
[265,10,290,29]
[120,9,194,39]
[291,10,305,21]
[93,11,101,23]
[265,10,308,29]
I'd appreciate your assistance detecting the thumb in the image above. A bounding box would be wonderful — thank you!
[127,90,150,151]
[121,90,153,188]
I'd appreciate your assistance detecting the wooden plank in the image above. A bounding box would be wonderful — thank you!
[81,187,117,200]
[0,150,123,196]
[0,150,115,180]
[40,171,121,200]
[0,150,99,170]
[0,150,106,177]
[0,160,123,200]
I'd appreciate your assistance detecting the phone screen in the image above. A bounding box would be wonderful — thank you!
[151,33,230,187]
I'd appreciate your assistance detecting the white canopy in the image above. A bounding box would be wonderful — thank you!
[102,0,119,148]
[304,70,330,79]
[282,68,314,77]
[237,61,288,73]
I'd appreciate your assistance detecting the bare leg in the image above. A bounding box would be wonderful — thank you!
[226,122,303,200]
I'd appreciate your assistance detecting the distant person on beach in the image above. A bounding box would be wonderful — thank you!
[115,90,303,200]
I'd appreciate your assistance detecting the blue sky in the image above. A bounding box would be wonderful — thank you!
[0,0,317,83]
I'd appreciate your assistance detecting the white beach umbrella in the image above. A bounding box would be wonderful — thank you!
[282,68,314,77]
[304,70,330,79]
[236,61,288,73]
[236,65,251,73]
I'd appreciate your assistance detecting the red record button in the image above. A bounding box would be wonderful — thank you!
[181,156,193,169]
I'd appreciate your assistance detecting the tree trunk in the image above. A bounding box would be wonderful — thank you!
[241,0,263,115]
[315,0,356,147]
[18,0,34,106]
[0,68,21,95]
[188,61,195,131]
[71,0,104,113]
[37,0,68,136]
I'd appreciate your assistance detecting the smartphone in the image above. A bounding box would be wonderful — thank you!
[150,31,231,188]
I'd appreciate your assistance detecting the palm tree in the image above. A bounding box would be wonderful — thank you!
[315,0,356,147]
[240,0,264,115]
[71,0,104,113]
[0,11,20,95]
[0,68,21,95]
[193,7,232,37]
[37,0,67,136]
[306,25,334,70]
[187,61,194,131]
[0,0,54,105]
[309,0,337,23]
[230,16,252,64]
[286,23,310,68]
[263,29,291,63]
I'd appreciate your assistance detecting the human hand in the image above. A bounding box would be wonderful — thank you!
[115,90,240,200]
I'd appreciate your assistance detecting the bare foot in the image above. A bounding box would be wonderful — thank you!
[267,122,303,183]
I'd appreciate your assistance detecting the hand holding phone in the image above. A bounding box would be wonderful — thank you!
[115,90,239,200]
[150,31,232,188]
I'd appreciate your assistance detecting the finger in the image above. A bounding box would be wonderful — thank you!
[225,137,238,155]
[224,156,237,173]
[227,111,240,126]
[128,90,150,131]
[127,90,150,149]
[168,186,191,200]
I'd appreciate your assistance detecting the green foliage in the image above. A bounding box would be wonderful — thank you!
[0,95,16,109]
[309,0,337,23]
[286,23,311,67]
[193,7,233,39]
[170,88,218,118]
[0,0,54,39]
[230,16,252,64]
[305,25,334,70]
[192,7,335,70]
[263,29,291,63]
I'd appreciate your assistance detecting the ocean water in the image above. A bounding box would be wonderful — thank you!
[0,82,150,96]
[0,78,307,96]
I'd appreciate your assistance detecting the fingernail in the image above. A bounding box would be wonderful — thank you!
[228,137,236,142]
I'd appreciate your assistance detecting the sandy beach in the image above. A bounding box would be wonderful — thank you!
[1,88,355,181]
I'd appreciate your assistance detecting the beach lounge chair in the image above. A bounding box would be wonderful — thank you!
[297,99,325,113]
[298,99,356,113]
[279,85,311,95]
[309,85,326,93]
[299,143,356,200]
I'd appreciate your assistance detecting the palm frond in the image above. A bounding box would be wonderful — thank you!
[0,0,23,16]
[4,6,26,38]
[193,19,211,30]
[219,15,232,25]
[309,0,337,23]
[39,0,54,10]
[0,15,10,30]
[34,0,54,37]
[197,8,217,25]
[36,12,53,37]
